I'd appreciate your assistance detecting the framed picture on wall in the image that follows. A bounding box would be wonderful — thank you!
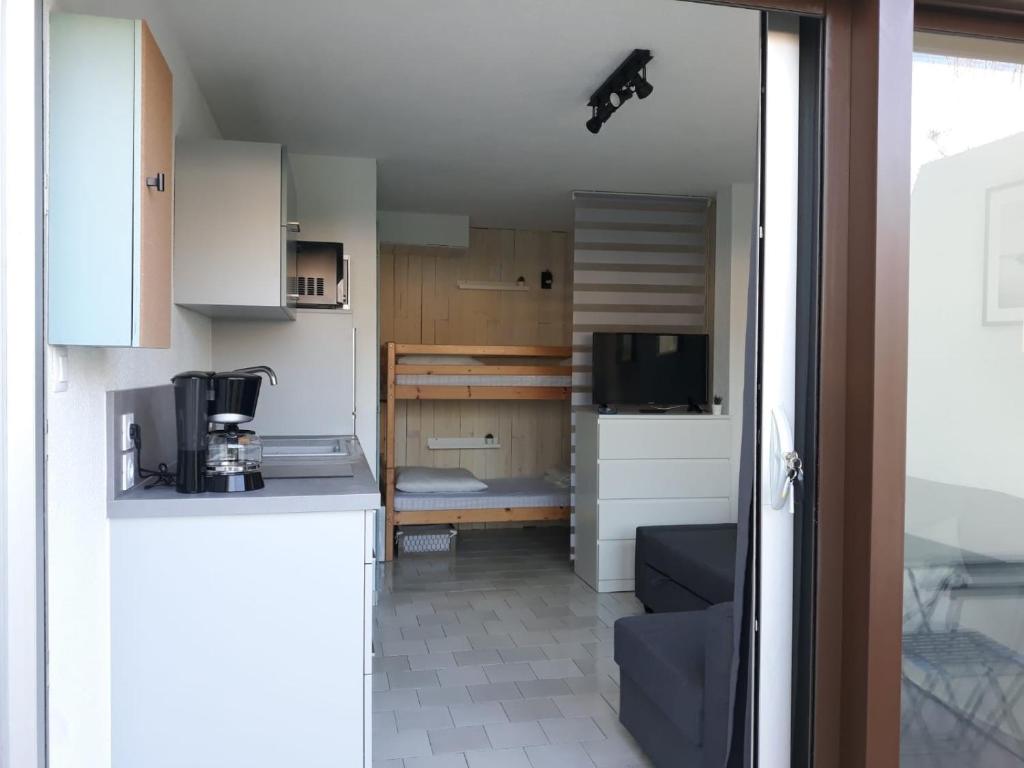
[985,181,1024,324]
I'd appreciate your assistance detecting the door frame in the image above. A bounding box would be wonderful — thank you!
[705,0,1024,766]
[0,1,46,767]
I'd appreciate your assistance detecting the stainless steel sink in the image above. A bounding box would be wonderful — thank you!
[260,435,360,479]
[262,435,359,459]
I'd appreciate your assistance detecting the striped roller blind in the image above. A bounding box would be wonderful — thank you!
[567,192,715,557]
[571,191,714,404]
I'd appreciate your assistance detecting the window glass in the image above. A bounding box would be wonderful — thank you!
[903,33,1024,767]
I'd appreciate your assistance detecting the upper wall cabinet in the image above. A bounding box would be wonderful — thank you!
[48,14,173,347]
[174,140,298,320]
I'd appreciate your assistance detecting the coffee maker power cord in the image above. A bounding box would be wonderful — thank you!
[129,423,176,488]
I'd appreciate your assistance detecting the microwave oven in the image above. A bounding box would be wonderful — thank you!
[290,241,349,310]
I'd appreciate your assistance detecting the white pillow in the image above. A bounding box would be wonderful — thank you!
[398,355,483,366]
[396,467,488,493]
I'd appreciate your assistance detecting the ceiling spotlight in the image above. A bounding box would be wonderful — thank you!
[586,102,617,134]
[585,49,654,135]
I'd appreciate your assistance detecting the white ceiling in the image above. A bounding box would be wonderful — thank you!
[159,0,760,230]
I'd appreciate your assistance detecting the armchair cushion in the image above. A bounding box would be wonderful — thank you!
[614,610,707,745]
[636,524,737,608]
[702,602,735,768]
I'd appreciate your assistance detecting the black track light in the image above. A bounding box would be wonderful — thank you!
[585,49,653,135]
[587,102,618,134]
[634,76,654,100]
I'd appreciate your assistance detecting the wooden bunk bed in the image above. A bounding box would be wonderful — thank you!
[382,342,573,559]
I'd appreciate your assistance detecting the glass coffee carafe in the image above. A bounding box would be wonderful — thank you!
[206,428,263,476]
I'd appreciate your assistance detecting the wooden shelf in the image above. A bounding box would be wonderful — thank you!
[457,280,529,291]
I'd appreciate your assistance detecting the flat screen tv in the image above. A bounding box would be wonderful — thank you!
[592,332,709,409]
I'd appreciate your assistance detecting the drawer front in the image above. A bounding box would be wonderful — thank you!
[598,418,730,460]
[598,459,730,499]
[597,539,635,581]
[597,498,732,540]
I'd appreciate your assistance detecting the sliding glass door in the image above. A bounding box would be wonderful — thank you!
[902,32,1024,767]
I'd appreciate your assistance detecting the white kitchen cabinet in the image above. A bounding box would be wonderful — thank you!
[174,139,298,319]
[48,14,173,347]
[110,507,372,768]
[574,409,734,592]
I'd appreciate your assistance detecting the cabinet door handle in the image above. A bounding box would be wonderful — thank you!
[285,221,301,233]
[145,172,166,192]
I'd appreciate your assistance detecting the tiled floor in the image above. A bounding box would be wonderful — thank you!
[373,527,652,768]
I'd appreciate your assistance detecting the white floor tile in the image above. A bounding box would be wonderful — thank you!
[553,694,617,720]
[374,689,421,712]
[429,725,491,754]
[409,652,459,671]
[390,669,441,690]
[524,742,597,768]
[405,754,469,768]
[449,700,509,727]
[439,666,490,688]
[515,679,572,699]
[501,697,562,723]
[581,735,650,768]
[397,707,455,731]
[373,728,433,761]
[464,747,531,768]
[530,659,584,680]
[484,720,549,749]
[538,717,605,744]
[419,686,473,707]
[484,663,538,684]
[428,636,474,653]
[469,682,522,702]
[375,530,626,768]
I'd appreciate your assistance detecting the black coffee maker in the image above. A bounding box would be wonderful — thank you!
[171,366,278,494]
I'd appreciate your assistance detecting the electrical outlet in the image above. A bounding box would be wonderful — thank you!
[120,412,135,452]
[120,451,136,492]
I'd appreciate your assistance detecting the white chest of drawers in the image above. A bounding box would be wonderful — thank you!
[574,409,735,593]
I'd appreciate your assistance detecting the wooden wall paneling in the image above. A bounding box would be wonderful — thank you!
[379,246,396,345]
[394,246,423,343]
[433,402,462,470]
[381,227,572,496]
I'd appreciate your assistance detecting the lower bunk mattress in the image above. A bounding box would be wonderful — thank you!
[394,476,570,512]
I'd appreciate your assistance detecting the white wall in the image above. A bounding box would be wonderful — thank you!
[378,210,468,249]
[906,132,1024,508]
[44,2,220,766]
[288,154,379,470]
[715,182,755,515]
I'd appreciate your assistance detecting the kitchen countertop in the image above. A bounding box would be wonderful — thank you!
[108,450,380,519]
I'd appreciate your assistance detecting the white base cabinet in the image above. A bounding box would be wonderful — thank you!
[111,508,374,767]
[574,409,734,593]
